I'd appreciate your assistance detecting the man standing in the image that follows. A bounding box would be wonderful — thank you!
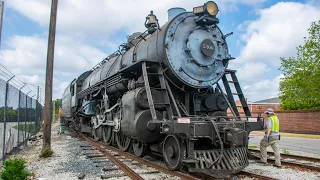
[259,108,281,168]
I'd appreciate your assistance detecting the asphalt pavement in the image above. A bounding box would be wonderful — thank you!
[248,134,320,155]
[0,122,31,159]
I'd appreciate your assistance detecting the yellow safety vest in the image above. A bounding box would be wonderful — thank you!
[269,115,279,133]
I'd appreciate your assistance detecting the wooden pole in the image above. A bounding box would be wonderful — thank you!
[0,1,4,48]
[42,0,58,153]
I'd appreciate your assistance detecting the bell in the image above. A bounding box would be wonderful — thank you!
[145,11,158,28]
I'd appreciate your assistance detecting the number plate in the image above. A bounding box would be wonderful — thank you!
[177,118,190,123]
[248,118,257,122]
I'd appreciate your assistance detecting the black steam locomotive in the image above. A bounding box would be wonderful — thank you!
[61,1,263,177]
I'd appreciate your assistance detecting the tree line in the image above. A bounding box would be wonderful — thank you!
[0,107,36,122]
[279,21,320,110]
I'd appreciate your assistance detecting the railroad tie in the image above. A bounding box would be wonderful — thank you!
[82,152,99,155]
[81,148,96,151]
[103,167,119,171]
[119,159,133,162]
[80,145,92,148]
[100,173,127,179]
[130,162,141,166]
[86,154,105,158]
[96,164,112,167]
[140,170,161,175]
[93,159,111,163]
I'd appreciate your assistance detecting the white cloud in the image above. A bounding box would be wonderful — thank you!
[0,35,106,76]
[244,74,284,101]
[7,0,267,37]
[231,2,320,101]
[0,35,107,99]
[230,62,270,82]
[236,2,320,68]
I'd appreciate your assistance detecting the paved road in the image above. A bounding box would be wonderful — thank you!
[248,134,320,155]
[0,122,32,159]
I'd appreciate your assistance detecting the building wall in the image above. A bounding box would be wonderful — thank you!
[247,104,281,112]
[229,110,320,135]
[227,100,281,114]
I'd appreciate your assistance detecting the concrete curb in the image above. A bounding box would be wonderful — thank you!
[250,131,320,139]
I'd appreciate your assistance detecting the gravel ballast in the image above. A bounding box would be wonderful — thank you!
[4,122,320,180]
[6,123,104,179]
[241,160,320,180]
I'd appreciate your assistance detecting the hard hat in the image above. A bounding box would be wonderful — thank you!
[264,108,275,114]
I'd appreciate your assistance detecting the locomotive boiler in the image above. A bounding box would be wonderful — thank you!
[61,1,264,178]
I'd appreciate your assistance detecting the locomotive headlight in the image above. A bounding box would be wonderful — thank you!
[193,1,219,17]
[206,1,218,16]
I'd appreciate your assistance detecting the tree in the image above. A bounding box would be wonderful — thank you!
[279,21,320,110]
[53,99,61,114]
[7,108,18,121]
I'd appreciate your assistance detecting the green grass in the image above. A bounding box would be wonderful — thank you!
[283,149,291,154]
[12,123,35,132]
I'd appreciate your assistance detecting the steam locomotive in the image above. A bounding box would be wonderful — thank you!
[61,1,263,178]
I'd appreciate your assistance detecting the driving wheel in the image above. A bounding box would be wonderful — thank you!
[102,126,113,145]
[163,135,185,170]
[132,140,147,157]
[115,131,131,152]
[93,126,103,141]
[92,105,103,140]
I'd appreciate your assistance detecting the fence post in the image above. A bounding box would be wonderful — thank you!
[2,75,14,162]
[31,94,35,136]
[17,83,26,149]
[35,86,39,133]
[24,91,31,145]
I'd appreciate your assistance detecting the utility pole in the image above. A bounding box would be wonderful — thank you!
[42,0,58,153]
[0,1,4,48]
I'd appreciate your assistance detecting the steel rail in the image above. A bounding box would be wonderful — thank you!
[81,135,144,180]
[95,140,200,180]
[74,129,279,180]
[249,149,320,163]
[249,152,320,172]
[239,170,280,180]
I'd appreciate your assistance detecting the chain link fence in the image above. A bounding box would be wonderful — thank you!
[0,73,43,162]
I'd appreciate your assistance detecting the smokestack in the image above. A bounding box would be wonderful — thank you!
[167,7,186,22]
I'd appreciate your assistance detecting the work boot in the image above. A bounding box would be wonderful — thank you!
[257,160,268,165]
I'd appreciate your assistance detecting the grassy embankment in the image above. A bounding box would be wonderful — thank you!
[11,124,35,132]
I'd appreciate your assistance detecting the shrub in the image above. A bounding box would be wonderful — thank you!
[0,158,31,180]
[40,147,53,158]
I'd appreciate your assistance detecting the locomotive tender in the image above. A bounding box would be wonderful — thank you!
[61,1,263,177]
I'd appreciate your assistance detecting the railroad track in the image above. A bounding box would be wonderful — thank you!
[79,133,202,180]
[80,134,279,180]
[249,149,320,172]
[72,130,286,180]
[238,170,280,180]
[249,149,320,163]
[69,129,319,180]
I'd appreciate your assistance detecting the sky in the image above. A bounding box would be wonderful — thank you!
[0,0,319,103]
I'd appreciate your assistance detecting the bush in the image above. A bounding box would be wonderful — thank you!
[0,158,31,180]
